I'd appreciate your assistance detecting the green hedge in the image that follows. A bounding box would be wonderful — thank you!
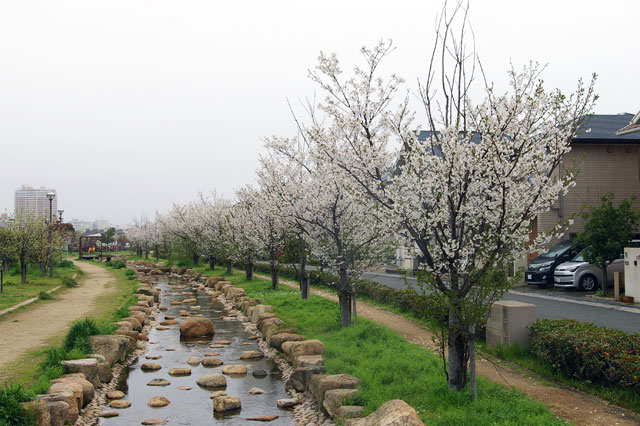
[529,319,640,393]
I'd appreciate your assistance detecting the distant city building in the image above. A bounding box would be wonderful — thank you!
[14,185,58,219]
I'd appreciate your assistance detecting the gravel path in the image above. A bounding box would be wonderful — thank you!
[262,274,640,426]
[0,261,115,381]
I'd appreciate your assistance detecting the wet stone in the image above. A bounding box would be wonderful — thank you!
[186,356,201,366]
[249,387,265,395]
[209,391,227,399]
[215,340,232,345]
[168,368,191,376]
[99,411,119,418]
[145,355,162,360]
[252,370,268,378]
[147,379,170,387]
[147,396,170,407]
[222,365,247,375]
[141,419,167,425]
[201,357,224,367]
[109,400,131,409]
[177,386,192,390]
[277,398,299,408]
[141,363,162,371]
[106,391,125,400]
[204,352,220,356]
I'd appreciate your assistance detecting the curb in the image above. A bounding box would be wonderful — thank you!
[0,285,62,317]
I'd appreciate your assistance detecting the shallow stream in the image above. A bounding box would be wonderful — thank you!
[100,277,294,425]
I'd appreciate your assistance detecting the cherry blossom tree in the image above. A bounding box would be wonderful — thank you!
[262,134,390,326]
[162,203,206,265]
[196,193,236,273]
[227,186,265,281]
[304,6,597,391]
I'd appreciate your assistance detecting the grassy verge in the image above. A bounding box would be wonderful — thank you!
[0,263,81,312]
[0,261,139,391]
[196,266,566,425]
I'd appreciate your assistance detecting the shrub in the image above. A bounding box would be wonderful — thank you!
[111,260,126,269]
[38,291,54,300]
[62,277,77,288]
[530,319,640,393]
[0,384,34,426]
[56,260,74,268]
[63,318,100,353]
[125,268,136,277]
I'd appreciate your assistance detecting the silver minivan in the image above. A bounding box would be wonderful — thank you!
[553,249,624,291]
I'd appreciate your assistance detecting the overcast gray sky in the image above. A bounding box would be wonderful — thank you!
[1,0,637,226]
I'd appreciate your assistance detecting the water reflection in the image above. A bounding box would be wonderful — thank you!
[100,277,294,425]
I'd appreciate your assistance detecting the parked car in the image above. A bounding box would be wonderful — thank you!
[525,240,582,286]
[553,249,624,291]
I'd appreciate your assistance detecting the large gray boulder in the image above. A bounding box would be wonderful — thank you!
[89,335,130,366]
[37,392,76,425]
[285,366,326,392]
[61,358,101,388]
[309,374,361,406]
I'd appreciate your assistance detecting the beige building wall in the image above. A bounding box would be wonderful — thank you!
[538,143,640,241]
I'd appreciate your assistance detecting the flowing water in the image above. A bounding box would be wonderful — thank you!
[100,277,294,425]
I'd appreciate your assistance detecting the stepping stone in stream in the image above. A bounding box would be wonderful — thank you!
[109,400,131,409]
[186,357,201,366]
[168,368,191,376]
[147,379,171,387]
[106,391,125,400]
[249,387,265,395]
[222,365,247,375]
[141,363,162,371]
[209,391,227,399]
[146,355,162,360]
[215,340,232,345]
[177,386,192,390]
[142,419,167,425]
[147,396,170,407]
[98,411,119,418]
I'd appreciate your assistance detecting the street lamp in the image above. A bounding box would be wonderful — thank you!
[58,210,64,224]
[47,192,55,278]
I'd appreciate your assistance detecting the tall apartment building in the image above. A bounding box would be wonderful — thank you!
[14,185,58,220]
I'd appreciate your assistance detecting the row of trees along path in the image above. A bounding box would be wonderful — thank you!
[0,261,115,381]
[257,273,640,426]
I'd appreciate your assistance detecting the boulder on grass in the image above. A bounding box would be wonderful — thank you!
[61,358,101,388]
[20,400,50,426]
[282,339,325,363]
[50,375,94,407]
[38,392,77,425]
[285,366,326,392]
[309,374,361,406]
[47,383,83,418]
[250,305,274,323]
[268,333,305,351]
[179,318,215,337]
[323,388,359,419]
[345,400,424,426]
[89,335,130,366]
[46,400,71,426]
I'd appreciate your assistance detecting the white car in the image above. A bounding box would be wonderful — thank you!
[553,249,624,291]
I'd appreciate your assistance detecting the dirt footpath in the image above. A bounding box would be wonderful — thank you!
[0,261,115,378]
[267,275,640,426]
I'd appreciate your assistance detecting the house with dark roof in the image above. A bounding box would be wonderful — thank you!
[393,114,640,271]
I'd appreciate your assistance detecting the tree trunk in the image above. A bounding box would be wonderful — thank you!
[270,249,279,290]
[192,254,199,266]
[246,262,254,281]
[226,260,232,275]
[447,309,468,391]
[300,239,308,299]
[155,245,159,260]
[20,260,27,284]
[352,284,358,325]
[40,262,46,276]
[469,325,477,401]
[145,250,149,259]
[338,267,351,327]
[209,257,215,271]
[602,262,608,297]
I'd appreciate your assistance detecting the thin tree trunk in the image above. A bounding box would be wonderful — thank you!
[209,256,215,270]
[300,239,308,299]
[145,250,149,259]
[21,260,27,284]
[352,284,357,325]
[469,325,477,401]
[192,254,199,266]
[602,263,608,297]
[246,262,254,281]
[226,260,232,275]
[338,267,351,327]
[155,245,159,260]
[270,249,279,290]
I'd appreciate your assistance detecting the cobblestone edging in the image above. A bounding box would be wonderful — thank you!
[74,313,154,425]
[218,292,335,426]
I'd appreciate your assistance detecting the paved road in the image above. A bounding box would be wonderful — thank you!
[361,272,640,335]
